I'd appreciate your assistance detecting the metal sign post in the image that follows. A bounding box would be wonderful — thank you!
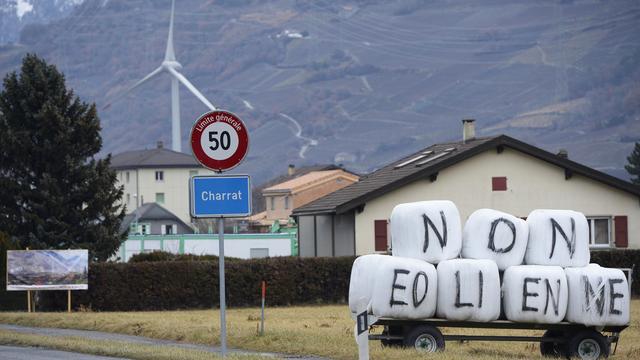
[190,110,250,357]
[218,217,226,355]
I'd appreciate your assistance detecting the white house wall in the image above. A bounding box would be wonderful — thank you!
[122,237,292,261]
[117,167,215,226]
[355,148,640,254]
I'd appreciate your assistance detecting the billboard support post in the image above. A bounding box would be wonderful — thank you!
[27,291,31,313]
[68,290,72,313]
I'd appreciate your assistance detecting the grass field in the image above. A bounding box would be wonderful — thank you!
[0,301,638,360]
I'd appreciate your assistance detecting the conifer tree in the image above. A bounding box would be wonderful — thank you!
[626,142,640,185]
[0,54,125,261]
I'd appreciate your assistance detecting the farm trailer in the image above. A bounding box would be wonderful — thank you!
[370,318,627,359]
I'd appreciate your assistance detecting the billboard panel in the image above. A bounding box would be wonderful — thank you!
[6,250,88,291]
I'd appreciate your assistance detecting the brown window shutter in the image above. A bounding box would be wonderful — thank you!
[492,177,507,191]
[374,220,388,252]
[614,216,628,248]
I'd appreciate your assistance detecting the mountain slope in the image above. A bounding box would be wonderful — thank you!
[0,0,638,184]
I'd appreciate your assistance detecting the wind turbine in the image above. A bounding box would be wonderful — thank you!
[104,0,215,152]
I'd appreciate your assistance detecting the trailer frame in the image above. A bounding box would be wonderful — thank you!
[370,318,628,358]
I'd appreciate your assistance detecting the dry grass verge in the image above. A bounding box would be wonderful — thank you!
[0,300,638,359]
[0,329,267,360]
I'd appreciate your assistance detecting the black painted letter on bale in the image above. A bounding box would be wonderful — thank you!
[522,277,540,312]
[549,218,576,259]
[390,269,410,307]
[488,217,516,253]
[455,270,473,308]
[422,211,447,252]
[478,271,484,308]
[609,278,624,315]
[582,275,605,316]
[412,271,428,307]
[544,279,561,316]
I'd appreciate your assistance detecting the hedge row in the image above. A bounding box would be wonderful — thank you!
[128,251,241,263]
[28,249,640,312]
[590,249,639,294]
[43,256,355,311]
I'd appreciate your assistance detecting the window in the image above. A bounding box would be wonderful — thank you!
[374,219,388,252]
[140,224,150,235]
[492,177,507,191]
[189,170,198,177]
[250,248,269,258]
[587,217,611,247]
[284,196,290,210]
[163,224,176,235]
[156,192,165,204]
[270,197,275,211]
[126,193,131,205]
[126,171,130,183]
[155,171,164,181]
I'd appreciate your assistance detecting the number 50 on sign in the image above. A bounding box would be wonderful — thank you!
[190,110,249,172]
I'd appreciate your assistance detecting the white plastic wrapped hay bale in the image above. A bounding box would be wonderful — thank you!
[436,259,500,322]
[462,209,529,270]
[565,264,630,326]
[348,254,438,319]
[390,200,462,264]
[525,209,590,267]
[370,256,438,319]
[502,265,568,323]
[348,254,386,318]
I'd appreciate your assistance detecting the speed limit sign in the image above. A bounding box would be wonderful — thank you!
[190,110,249,172]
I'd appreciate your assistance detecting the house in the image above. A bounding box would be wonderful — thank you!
[292,120,640,257]
[246,165,359,232]
[111,141,215,226]
[117,203,298,261]
[263,169,359,220]
[119,202,194,235]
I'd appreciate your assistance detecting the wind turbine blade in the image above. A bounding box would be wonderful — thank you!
[167,67,216,110]
[164,0,177,62]
[103,66,164,109]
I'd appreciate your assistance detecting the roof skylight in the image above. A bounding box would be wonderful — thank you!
[416,149,451,166]
[395,154,427,168]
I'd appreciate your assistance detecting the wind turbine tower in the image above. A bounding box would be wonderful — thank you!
[105,0,215,152]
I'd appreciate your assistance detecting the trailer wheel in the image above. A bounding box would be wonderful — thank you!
[540,330,566,357]
[566,330,610,359]
[404,325,445,353]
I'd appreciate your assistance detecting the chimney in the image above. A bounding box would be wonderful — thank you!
[157,141,164,149]
[557,149,568,159]
[288,164,296,176]
[462,119,476,143]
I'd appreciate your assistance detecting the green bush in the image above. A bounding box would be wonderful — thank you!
[44,256,355,311]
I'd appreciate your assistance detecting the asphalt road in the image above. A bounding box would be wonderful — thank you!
[0,324,329,360]
[0,345,128,360]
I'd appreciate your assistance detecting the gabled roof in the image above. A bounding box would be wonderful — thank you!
[119,202,192,234]
[263,169,359,194]
[251,164,359,214]
[292,135,640,216]
[111,148,201,170]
